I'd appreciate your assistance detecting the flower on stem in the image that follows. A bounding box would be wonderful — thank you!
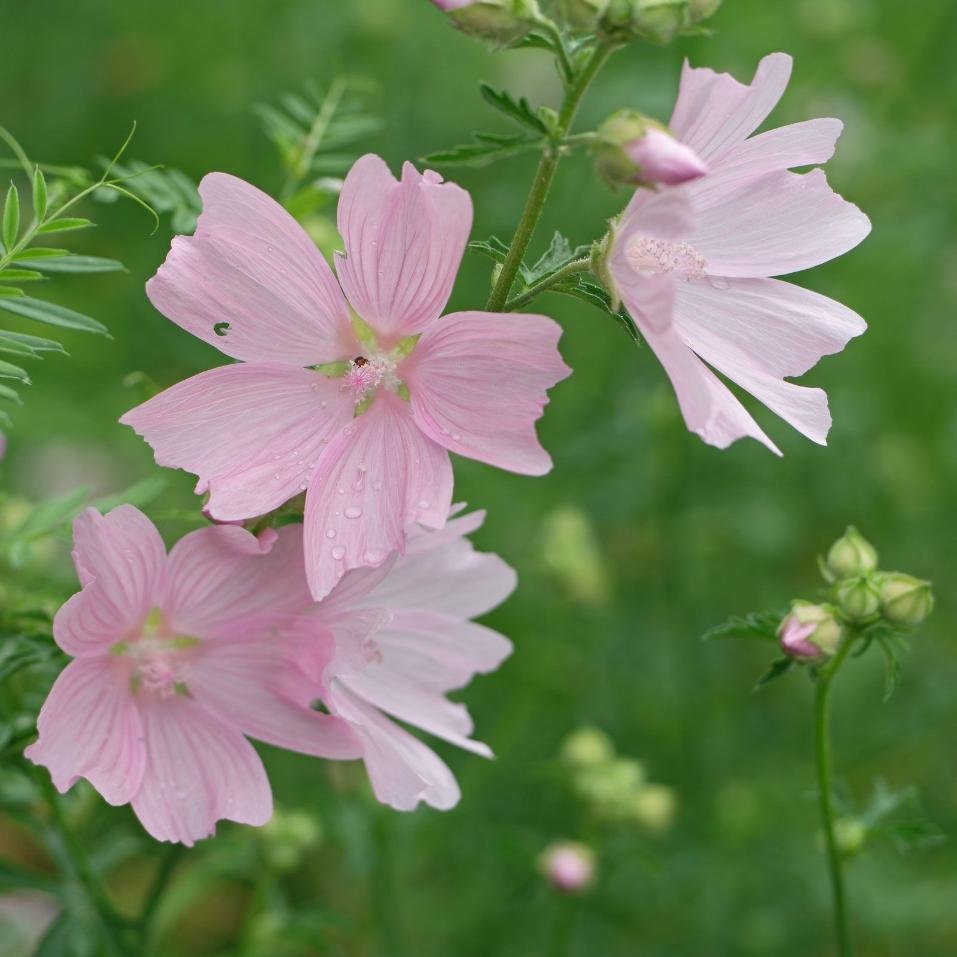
[834,575,881,621]
[430,0,541,46]
[599,0,720,44]
[25,506,360,846]
[539,841,596,893]
[277,507,516,811]
[878,573,934,627]
[554,0,608,31]
[826,525,878,580]
[778,602,843,662]
[121,156,570,600]
[594,109,708,187]
[602,53,870,454]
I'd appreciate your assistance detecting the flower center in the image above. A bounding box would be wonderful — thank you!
[625,234,706,281]
[111,608,199,699]
[342,354,399,404]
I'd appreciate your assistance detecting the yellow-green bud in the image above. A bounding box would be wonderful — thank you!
[629,0,691,44]
[554,0,609,30]
[826,526,878,580]
[437,0,540,47]
[687,0,720,22]
[834,816,868,857]
[629,783,676,834]
[835,575,881,621]
[879,572,934,627]
[560,726,615,770]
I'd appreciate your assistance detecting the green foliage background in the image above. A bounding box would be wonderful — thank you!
[1,0,955,954]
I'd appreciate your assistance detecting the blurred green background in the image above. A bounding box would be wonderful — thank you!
[1,0,956,954]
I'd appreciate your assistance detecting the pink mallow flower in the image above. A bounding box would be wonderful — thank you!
[25,506,360,846]
[121,156,570,599]
[277,507,515,811]
[606,52,871,454]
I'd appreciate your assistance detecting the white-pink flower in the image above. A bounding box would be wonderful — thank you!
[279,508,515,811]
[121,155,570,599]
[608,52,871,453]
[25,506,360,846]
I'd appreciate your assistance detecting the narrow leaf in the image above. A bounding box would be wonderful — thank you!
[704,609,786,643]
[0,359,30,381]
[36,217,94,234]
[14,254,125,274]
[32,166,48,220]
[0,268,45,282]
[2,183,20,249]
[754,656,795,690]
[0,329,67,354]
[10,247,69,261]
[0,382,22,404]
[0,295,109,336]
[0,285,24,297]
[422,133,543,168]
[479,84,549,134]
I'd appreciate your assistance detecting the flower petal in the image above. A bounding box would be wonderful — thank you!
[146,173,356,365]
[121,363,355,522]
[692,169,871,278]
[164,523,312,634]
[403,311,571,476]
[669,52,793,162]
[130,695,272,846]
[54,506,167,657]
[334,155,472,345]
[303,390,453,600]
[25,658,145,805]
[328,681,460,811]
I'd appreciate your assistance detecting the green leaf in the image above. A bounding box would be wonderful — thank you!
[704,609,786,643]
[524,231,591,285]
[0,268,45,282]
[0,329,67,355]
[9,246,69,261]
[91,474,168,512]
[2,182,20,249]
[552,277,643,346]
[16,254,125,273]
[8,486,89,542]
[479,83,549,134]
[36,217,94,234]
[0,285,24,297]
[754,656,795,690]
[0,382,22,404]
[0,295,109,336]
[422,132,543,168]
[0,359,30,381]
[468,236,511,265]
[32,166,48,220]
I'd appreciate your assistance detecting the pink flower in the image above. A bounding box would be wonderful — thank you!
[25,506,359,846]
[607,53,871,453]
[624,127,708,186]
[279,508,515,811]
[121,156,570,599]
[539,841,596,893]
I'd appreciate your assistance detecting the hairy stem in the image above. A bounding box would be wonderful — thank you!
[503,256,591,311]
[815,636,856,957]
[485,42,616,312]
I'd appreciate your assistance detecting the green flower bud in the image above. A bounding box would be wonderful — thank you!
[554,0,609,30]
[833,816,868,857]
[631,0,690,43]
[560,726,615,770]
[628,783,677,834]
[879,572,934,627]
[835,575,881,621]
[573,757,646,820]
[825,526,878,580]
[437,0,541,47]
[687,0,721,22]
[780,601,843,660]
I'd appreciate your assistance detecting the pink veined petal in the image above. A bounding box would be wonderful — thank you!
[692,168,871,278]
[303,389,453,601]
[54,506,167,657]
[25,657,145,805]
[403,311,571,476]
[146,173,357,365]
[334,155,473,345]
[163,523,312,634]
[356,512,517,620]
[688,118,844,209]
[130,694,272,846]
[328,681,460,811]
[625,128,708,185]
[616,186,695,249]
[618,280,780,454]
[121,364,355,522]
[669,52,793,162]
[189,630,362,760]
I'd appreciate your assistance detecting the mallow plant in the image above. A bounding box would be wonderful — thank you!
[0,2,930,954]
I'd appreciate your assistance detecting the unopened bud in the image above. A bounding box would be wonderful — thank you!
[622,0,691,44]
[554,0,609,30]
[833,816,868,857]
[629,783,676,834]
[879,572,934,627]
[593,110,707,187]
[779,602,843,662]
[573,756,646,820]
[432,0,540,46]
[687,0,721,22]
[539,841,596,893]
[826,526,878,580]
[835,575,881,621]
[560,726,615,770]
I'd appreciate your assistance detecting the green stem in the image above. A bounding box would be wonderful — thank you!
[139,845,185,946]
[281,77,347,202]
[485,41,617,312]
[814,636,856,957]
[503,256,591,311]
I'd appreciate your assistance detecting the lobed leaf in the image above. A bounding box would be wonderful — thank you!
[704,609,786,643]
[479,83,550,134]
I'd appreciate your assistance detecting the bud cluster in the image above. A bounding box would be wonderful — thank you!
[560,726,677,832]
[596,0,722,44]
[778,527,934,665]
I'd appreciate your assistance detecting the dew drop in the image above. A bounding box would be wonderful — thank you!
[451,432,462,442]
[325,529,337,539]
[332,545,346,560]
[709,276,730,290]
[417,499,430,510]
[345,506,362,519]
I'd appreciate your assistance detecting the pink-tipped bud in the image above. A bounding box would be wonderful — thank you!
[431,0,540,46]
[593,110,707,187]
[539,841,596,893]
[778,602,843,662]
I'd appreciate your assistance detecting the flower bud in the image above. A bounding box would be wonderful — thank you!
[778,602,843,662]
[629,783,676,834]
[835,575,881,621]
[879,572,934,627]
[833,816,868,857]
[687,0,721,22]
[432,0,540,46]
[560,726,615,770]
[539,841,596,893]
[825,526,878,580]
[554,0,609,30]
[593,110,707,187]
[572,756,646,820]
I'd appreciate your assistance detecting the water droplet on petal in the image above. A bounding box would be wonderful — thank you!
[332,545,346,560]
[709,276,730,290]
[345,506,362,519]
[417,499,430,510]
[325,529,337,539]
